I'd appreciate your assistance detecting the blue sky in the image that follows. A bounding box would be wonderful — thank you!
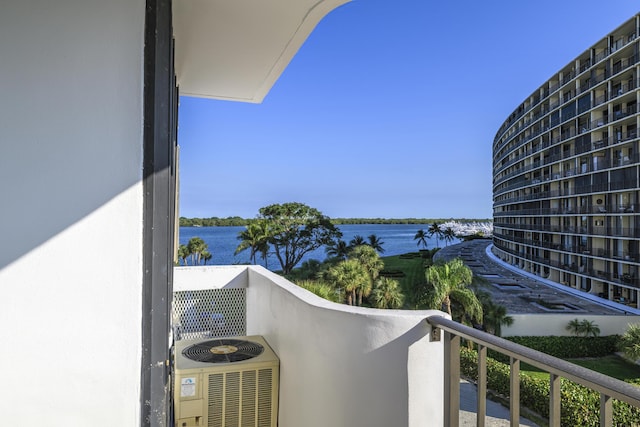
[178,1,639,220]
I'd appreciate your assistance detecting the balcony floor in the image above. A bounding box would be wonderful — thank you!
[460,380,540,426]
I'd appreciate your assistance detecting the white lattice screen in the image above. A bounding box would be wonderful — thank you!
[172,288,246,340]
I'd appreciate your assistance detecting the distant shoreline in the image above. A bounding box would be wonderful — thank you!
[179,217,493,227]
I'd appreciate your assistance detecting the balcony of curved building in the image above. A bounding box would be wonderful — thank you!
[495,95,638,176]
[493,28,636,147]
[493,220,640,237]
[494,176,639,205]
[610,77,639,101]
[494,126,639,182]
[492,240,640,288]
[493,232,640,262]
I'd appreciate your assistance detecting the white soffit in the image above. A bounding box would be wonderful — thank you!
[173,0,351,103]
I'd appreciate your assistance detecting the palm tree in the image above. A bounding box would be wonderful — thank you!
[580,319,600,337]
[325,239,350,260]
[371,277,404,309]
[482,300,513,336]
[442,227,457,246]
[423,258,482,324]
[427,222,443,248]
[186,237,208,265]
[258,244,270,268]
[201,250,212,265]
[367,234,385,254]
[235,220,270,265]
[565,318,600,337]
[414,229,428,249]
[619,323,640,360]
[326,259,368,306]
[349,235,366,248]
[255,220,271,268]
[178,244,190,265]
[566,318,582,336]
[348,245,384,306]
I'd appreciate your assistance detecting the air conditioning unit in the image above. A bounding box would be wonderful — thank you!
[173,335,279,427]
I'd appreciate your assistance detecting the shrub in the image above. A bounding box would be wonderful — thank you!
[294,280,341,303]
[460,347,640,426]
[618,323,640,361]
[487,336,618,361]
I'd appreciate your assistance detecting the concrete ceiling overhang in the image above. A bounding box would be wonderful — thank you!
[173,0,351,103]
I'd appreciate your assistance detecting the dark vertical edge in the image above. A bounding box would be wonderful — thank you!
[142,0,175,426]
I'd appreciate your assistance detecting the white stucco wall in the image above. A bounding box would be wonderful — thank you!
[503,314,640,337]
[173,266,446,425]
[173,265,249,290]
[0,1,145,425]
[245,267,444,427]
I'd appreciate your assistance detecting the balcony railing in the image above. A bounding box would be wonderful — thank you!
[174,265,640,426]
[427,315,640,427]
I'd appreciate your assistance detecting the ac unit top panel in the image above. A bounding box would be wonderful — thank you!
[175,335,279,373]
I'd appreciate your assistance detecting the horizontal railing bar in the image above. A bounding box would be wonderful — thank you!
[427,315,640,407]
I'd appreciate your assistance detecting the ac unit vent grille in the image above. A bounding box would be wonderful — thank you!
[182,338,264,363]
[208,373,223,427]
[241,370,257,426]
[257,369,273,426]
[206,369,275,427]
[225,372,240,426]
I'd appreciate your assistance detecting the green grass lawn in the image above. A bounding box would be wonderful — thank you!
[522,354,640,382]
[381,252,427,307]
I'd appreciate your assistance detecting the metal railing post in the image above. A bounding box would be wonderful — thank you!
[549,373,560,427]
[600,394,612,427]
[477,345,487,427]
[510,357,520,427]
[444,332,460,427]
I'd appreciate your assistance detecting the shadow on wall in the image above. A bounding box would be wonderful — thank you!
[0,152,145,270]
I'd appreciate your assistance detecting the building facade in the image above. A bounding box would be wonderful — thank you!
[493,14,640,308]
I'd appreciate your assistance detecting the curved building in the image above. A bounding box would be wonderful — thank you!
[492,14,640,308]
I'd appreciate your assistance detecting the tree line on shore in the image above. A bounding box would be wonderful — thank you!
[178,202,492,272]
[179,215,491,227]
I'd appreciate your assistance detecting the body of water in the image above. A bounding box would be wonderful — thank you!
[179,223,455,270]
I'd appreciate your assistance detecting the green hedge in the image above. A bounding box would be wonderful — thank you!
[487,336,619,363]
[398,252,422,259]
[379,269,406,278]
[460,348,640,426]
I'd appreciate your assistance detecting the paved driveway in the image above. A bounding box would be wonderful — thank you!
[435,239,627,315]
